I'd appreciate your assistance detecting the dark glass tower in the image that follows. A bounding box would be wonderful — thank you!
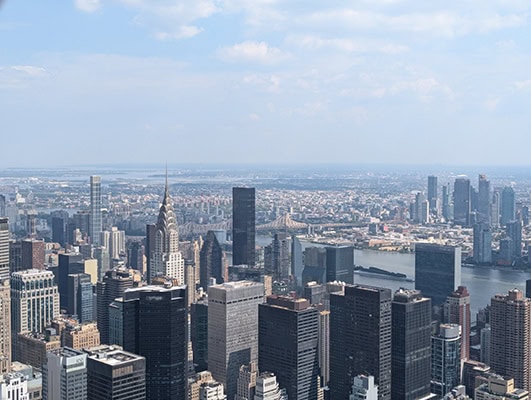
[232,187,256,267]
[259,296,319,400]
[96,268,134,344]
[119,285,188,400]
[415,243,461,307]
[391,289,432,400]
[477,174,491,224]
[330,284,392,400]
[58,253,84,309]
[191,300,208,372]
[66,273,93,322]
[199,230,223,288]
[325,246,354,284]
[453,176,471,227]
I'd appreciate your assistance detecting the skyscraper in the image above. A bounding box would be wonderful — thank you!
[442,184,451,221]
[490,289,531,392]
[149,180,184,284]
[444,286,471,362]
[431,324,461,397]
[330,284,392,400]
[258,296,319,400]
[391,289,432,400]
[291,235,303,287]
[85,345,146,400]
[21,239,45,270]
[66,273,93,323]
[232,187,256,267]
[264,233,290,282]
[118,285,188,400]
[415,243,461,307]
[43,347,87,400]
[254,372,288,400]
[200,230,224,289]
[0,218,10,373]
[11,269,59,360]
[58,253,84,309]
[506,220,522,259]
[491,190,500,228]
[477,175,491,224]
[96,267,134,344]
[453,176,471,227]
[500,186,516,226]
[428,175,438,214]
[325,246,354,284]
[89,176,102,246]
[208,281,263,399]
[473,223,492,264]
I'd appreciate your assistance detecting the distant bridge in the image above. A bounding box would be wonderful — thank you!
[178,214,363,236]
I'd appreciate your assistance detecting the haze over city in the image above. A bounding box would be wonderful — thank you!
[1,1,531,167]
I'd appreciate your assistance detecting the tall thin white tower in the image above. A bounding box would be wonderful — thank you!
[90,176,102,246]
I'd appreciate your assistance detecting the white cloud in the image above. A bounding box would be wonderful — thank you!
[513,80,531,90]
[74,0,101,13]
[285,35,408,54]
[391,78,454,101]
[219,41,290,64]
[154,25,203,40]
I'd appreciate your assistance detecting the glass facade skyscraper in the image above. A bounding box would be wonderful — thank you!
[415,243,461,307]
[232,187,256,267]
[89,176,102,246]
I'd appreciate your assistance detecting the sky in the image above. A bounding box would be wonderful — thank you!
[0,1,530,167]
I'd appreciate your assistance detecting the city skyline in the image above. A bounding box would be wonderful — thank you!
[1,2,531,167]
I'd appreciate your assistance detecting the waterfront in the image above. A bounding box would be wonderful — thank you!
[269,235,531,316]
[355,249,531,316]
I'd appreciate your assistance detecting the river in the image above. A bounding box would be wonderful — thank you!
[257,235,531,316]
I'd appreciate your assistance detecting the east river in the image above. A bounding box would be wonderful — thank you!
[353,249,531,316]
[256,236,531,317]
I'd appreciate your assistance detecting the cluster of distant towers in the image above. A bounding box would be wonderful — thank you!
[411,175,522,266]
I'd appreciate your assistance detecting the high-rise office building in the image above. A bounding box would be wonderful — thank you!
[145,224,157,281]
[477,175,491,224]
[0,196,5,218]
[453,176,471,226]
[66,273,93,323]
[232,188,256,267]
[43,347,87,400]
[474,374,529,400]
[128,241,145,272]
[473,223,492,264]
[0,218,10,373]
[500,186,516,227]
[51,211,69,247]
[85,345,146,400]
[21,239,45,271]
[117,285,187,400]
[318,306,330,388]
[199,381,226,400]
[58,253,84,309]
[506,220,522,258]
[490,289,531,392]
[208,281,263,399]
[391,289,432,400]
[330,284,392,400]
[491,191,500,228]
[431,324,461,397]
[89,176,102,246]
[291,235,303,287]
[264,233,290,282]
[16,331,61,370]
[259,296,319,400]
[11,269,59,360]
[415,243,461,307]
[101,227,126,264]
[325,246,354,284]
[200,230,223,289]
[428,175,438,214]
[444,286,471,362]
[149,181,184,284]
[442,184,451,221]
[96,267,134,344]
[191,301,208,373]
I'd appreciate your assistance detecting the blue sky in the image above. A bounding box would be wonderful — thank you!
[1,1,530,167]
